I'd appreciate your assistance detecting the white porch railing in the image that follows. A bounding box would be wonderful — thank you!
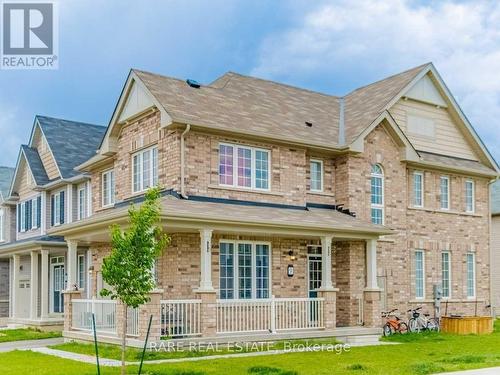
[72,299,117,334]
[127,306,139,337]
[160,299,202,338]
[216,297,324,334]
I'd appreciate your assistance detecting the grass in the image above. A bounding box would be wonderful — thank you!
[0,328,61,343]
[50,337,341,361]
[2,321,500,374]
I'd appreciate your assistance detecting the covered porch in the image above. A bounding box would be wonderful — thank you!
[52,195,390,345]
[0,236,91,330]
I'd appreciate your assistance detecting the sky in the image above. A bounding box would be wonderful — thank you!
[1,0,500,167]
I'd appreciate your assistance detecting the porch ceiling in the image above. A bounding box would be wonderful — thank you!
[49,194,392,242]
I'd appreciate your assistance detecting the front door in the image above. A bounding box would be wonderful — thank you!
[51,256,65,313]
[307,246,322,298]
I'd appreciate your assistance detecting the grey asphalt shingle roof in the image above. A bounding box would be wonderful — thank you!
[36,116,106,178]
[491,180,500,215]
[0,166,14,199]
[21,145,50,185]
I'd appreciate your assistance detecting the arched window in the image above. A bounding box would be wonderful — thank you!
[370,164,384,224]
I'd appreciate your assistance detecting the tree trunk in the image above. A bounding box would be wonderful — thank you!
[121,303,127,375]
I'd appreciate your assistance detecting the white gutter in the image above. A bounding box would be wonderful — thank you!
[180,124,191,198]
[489,175,499,316]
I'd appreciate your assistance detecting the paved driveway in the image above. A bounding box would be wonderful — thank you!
[0,337,64,352]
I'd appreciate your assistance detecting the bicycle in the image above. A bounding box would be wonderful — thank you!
[407,307,439,333]
[382,309,408,336]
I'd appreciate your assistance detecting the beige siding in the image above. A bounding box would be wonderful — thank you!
[32,129,60,180]
[492,216,500,312]
[390,98,478,161]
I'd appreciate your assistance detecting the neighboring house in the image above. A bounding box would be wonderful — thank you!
[0,166,14,318]
[39,62,497,345]
[0,116,105,327]
[491,180,500,315]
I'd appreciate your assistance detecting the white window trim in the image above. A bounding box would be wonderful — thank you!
[466,252,476,299]
[371,165,384,225]
[440,176,450,210]
[441,251,451,299]
[20,202,26,232]
[77,186,86,220]
[31,197,38,229]
[415,250,425,299]
[52,190,63,226]
[102,169,115,208]
[310,159,324,192]
[218,142,271,192]
[413,171,424,208]
[465,179,475,213]
[219,240,272,300]
[131,145,158,194]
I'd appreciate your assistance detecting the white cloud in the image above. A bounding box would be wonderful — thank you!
[252,0,500,163]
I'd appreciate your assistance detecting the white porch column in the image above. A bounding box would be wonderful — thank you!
[86,249,92,298]
[40,249,49,318]
[198,229,214,291]
[321,235,334,290]
[11,255,19,318]
[66,240,78,290]
[366,239,379,290]
[30,251,39,320]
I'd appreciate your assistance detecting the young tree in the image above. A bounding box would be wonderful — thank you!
[100,187,169,374]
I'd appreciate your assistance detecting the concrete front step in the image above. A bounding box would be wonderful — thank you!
[338,334,381,346]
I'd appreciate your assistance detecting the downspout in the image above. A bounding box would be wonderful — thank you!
[180,124,191,199]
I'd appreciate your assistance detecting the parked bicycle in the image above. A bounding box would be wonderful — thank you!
[407,307,439,332]
[382,309,408,336]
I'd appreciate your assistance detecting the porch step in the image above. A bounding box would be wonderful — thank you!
[338,334,381,346]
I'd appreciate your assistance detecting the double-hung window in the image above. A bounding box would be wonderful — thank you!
[371,164,384,224]
[51,191,65,226]
[132,146,158,193]
[413,171,424,207]
[465,180,475,213]
[102,170,115,207]
[219,241,270,300]
[440,176,450,210]
[18,196,42,232]
[310,159,323,192]
[466,252,476,298]
[415,250,425,299]
[441,252,451,298]
[78,185,87,220]
[218,144,270,190]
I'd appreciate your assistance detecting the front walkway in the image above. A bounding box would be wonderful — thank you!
[438,368,500,375]
[0,337,63,352]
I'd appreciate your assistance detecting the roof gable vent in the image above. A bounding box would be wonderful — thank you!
[186,79,201,89]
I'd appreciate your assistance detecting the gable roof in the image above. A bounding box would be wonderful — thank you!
[134,69,341,148]
[21,145,50,185]
[0,166,14,200]
[96,63,497,176]
[343,64,428,144]
[36,116,106,178]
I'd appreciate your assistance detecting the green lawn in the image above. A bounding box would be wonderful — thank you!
[2,323,500,374]
[0,328,61,343]
[50,338,340,362]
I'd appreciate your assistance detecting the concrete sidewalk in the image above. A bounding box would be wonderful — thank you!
[439,368,500,375]
[0,337,64,352]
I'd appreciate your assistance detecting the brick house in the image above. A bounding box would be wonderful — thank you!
[0,63,498,344]
[0,116,105,328]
